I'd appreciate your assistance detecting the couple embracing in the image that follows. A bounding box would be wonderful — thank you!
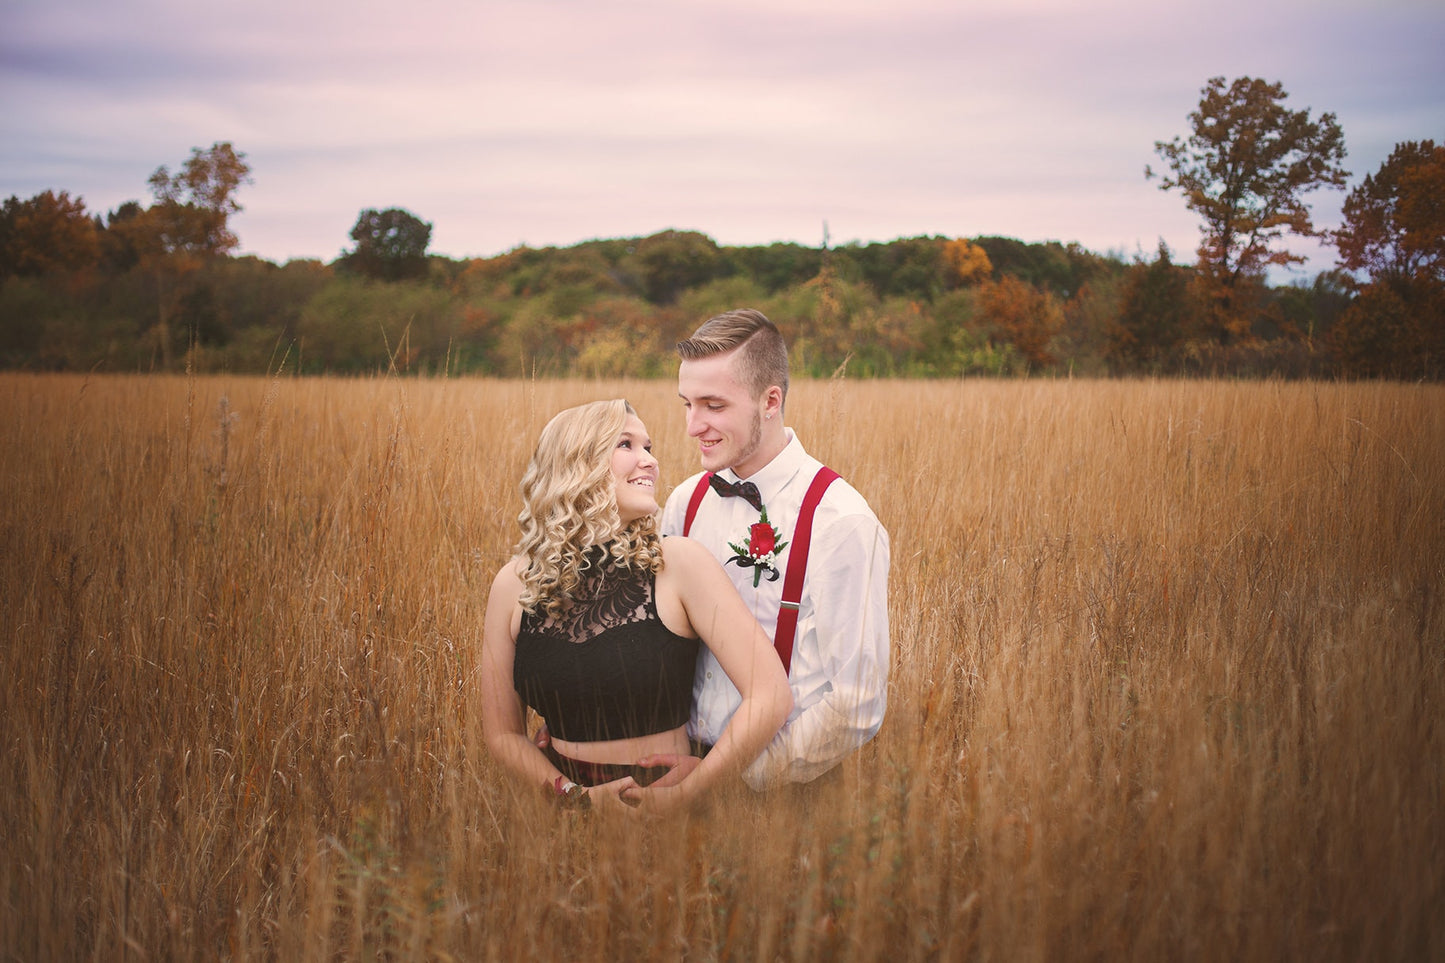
[480,309,891,817]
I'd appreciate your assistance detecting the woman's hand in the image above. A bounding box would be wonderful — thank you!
[632,753,701,788]
[582,775,641,815]
[617,755,702,818]
[619,781,692,819]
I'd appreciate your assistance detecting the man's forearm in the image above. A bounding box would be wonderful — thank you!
[742,685,884,790]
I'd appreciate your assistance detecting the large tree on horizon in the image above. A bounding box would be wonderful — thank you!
[141,141,253,367]
[1149,76,1348,342]
[146,141,253,257]
[340,208,432,281]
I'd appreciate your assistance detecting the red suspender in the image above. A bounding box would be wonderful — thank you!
[775,467,838,675]
[682,472,713,537]
[682,466,839,674]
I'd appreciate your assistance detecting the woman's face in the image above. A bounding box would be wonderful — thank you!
[610,412,659,523]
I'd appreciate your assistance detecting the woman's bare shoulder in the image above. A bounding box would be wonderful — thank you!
[660,534,715,570]
[489,556,526,596]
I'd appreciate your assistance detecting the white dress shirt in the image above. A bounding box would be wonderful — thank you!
[660,429,890,789]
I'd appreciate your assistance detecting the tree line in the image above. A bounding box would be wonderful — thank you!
[1,78,1440,379]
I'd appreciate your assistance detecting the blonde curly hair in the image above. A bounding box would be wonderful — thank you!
[515,399,664,618]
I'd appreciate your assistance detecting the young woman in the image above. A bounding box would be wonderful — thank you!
[479,399,792,817]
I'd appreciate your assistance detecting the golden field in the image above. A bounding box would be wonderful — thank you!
[1,372,1441,961]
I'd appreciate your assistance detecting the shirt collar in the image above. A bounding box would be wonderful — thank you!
[718,428,808,505]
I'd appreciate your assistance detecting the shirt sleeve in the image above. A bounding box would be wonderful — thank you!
[742,508,890,789]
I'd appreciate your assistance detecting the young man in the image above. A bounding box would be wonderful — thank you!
[652,308,890,790]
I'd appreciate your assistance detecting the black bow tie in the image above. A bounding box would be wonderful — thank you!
[709,474,764,512]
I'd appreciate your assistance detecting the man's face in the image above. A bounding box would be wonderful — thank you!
[677,350,766,478]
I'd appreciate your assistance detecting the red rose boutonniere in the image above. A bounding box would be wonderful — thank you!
[726,507,789,587]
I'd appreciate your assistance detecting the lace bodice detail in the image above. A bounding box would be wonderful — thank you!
[522,552,652,643]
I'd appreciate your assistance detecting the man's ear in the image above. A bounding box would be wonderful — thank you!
[762,385,784,421]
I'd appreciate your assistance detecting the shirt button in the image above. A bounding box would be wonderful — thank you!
[705,671,713,679]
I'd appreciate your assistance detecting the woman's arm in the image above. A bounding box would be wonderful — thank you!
[478,560,635,812]
[631,538,792,815]
[479,561,557,787]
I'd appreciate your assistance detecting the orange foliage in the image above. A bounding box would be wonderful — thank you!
[2,190,99,276]
[942,238,992,288]
[975,275,1064,367]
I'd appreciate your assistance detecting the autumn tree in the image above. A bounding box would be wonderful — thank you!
[137,142,252,367]
[1334,140,1443,287]
[942,238,992,288]
[1149,77,1348,343]
[340,208,432,281]
[0,191,100,278]
[1330,140,1445,377]
[974,275,1064,368]
[146,141,253,256]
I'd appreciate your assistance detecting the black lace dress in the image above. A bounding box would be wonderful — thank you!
[513,548,699,784]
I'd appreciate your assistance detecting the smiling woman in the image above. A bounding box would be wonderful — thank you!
[610,412,660,524]
[478,398,792,819]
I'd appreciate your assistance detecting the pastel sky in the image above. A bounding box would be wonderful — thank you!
[3,0,1442,278]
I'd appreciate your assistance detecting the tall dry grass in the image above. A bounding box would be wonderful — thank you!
[1,372,1440,961]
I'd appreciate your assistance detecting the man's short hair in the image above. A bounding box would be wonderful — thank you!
[676,308,789,402]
